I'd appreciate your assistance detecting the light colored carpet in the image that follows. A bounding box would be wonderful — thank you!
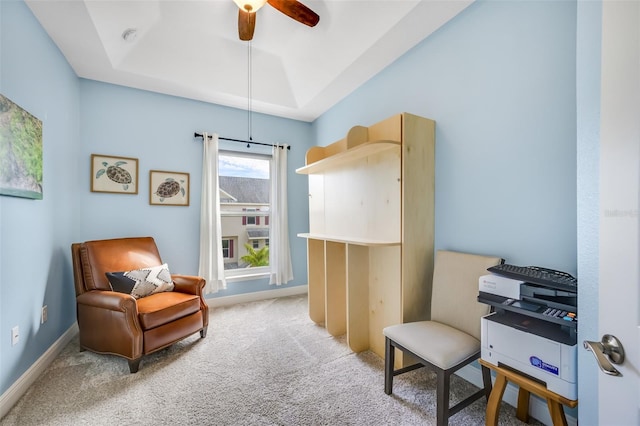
[1,295,537,425]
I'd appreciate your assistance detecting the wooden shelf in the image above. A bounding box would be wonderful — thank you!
[297,233,400,247]
[296,140,400,175]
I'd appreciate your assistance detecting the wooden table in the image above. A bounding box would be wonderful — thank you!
[479,359,578,426]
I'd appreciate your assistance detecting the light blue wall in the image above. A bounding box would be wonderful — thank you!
[1,0,81,396]
[314,0,578,273]
[78,80,313,297]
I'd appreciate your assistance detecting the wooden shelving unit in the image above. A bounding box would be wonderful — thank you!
[297,113,436,364]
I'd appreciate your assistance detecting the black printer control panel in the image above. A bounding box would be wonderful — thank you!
[478,292,577,344]
[500,298,577,322]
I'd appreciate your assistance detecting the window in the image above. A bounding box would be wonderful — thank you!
[243,208,259,225]
[221,238,234,259]
[218,151,271,279]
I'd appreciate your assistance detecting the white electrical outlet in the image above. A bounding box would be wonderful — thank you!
[41,305,48,324]
[11,326,19,346]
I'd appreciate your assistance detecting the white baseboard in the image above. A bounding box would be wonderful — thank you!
[0,323,79,420]
[456,364,577,426]
[206,284,308,308]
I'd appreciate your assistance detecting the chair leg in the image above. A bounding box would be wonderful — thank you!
[200,326,208,338]
[128,358,141,374]
[436,369,450,426]
[384,337,395,395]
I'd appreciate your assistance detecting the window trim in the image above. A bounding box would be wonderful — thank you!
[225,266,270,282]
[218,149,273,281]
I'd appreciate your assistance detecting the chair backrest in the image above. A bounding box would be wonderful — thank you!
[71,236,163,296]
[430,250,503,340]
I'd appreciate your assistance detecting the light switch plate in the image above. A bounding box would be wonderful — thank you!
[11,326,19,346]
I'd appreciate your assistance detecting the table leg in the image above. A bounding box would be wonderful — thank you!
[486,373,508,426]
[547,399,568,426]
[516,387,531,422]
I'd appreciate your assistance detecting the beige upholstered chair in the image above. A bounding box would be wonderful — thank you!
[383,250,503,425]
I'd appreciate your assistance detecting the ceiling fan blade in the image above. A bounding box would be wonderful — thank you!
[238,9,256,41]
[267,0,319,27]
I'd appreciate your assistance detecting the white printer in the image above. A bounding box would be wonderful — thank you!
[481,311,577,400]
[477,269,578,400]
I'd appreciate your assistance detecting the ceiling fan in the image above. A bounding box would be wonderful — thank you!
[233,0,320,41]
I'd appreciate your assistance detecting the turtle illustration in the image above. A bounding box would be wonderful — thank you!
[155,178,185,202]
[95,161,132,190]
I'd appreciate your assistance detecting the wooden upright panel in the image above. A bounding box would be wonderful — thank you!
[346,244,369,352]
[325,241,346,336]
[307,238,326,325]
[401,113,436,323]
[368,245,402,358]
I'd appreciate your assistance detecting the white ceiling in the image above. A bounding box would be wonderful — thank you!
[25,0,473,122]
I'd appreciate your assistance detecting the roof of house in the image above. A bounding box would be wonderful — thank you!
[219,176,269,204]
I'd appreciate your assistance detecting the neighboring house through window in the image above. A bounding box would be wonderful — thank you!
[218,151,271,280]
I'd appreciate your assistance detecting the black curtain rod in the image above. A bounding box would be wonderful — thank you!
[194,132,290,150]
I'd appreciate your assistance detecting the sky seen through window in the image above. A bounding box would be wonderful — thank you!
[219,154,269,179]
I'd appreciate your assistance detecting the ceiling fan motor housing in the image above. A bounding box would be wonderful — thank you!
[234,0,268,13]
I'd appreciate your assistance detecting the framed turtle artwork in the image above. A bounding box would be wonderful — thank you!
[149,170,189,206]
[91,154,139,194]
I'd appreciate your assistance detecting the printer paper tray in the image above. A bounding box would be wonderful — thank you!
[486,310,575,346]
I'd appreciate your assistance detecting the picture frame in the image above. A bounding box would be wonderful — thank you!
[91,154,139,194]
[0,94,43,200]
[149,170,190,206]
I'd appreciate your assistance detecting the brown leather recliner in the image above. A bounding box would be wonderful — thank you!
[71,236,209,373]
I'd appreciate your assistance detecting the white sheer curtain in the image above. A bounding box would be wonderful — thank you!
[269,144,293,285]
[198,132,226,293]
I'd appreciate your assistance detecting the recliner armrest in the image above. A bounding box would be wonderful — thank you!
[77,290,138,313]
[171,274,208,328]
[75,289,143,361]
[172,274,206,297]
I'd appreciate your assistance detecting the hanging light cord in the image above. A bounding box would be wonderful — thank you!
[247,41,253,143]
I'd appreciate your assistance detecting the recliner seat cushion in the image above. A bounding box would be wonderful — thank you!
[383,320,480,370]
[137,292,201,330]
